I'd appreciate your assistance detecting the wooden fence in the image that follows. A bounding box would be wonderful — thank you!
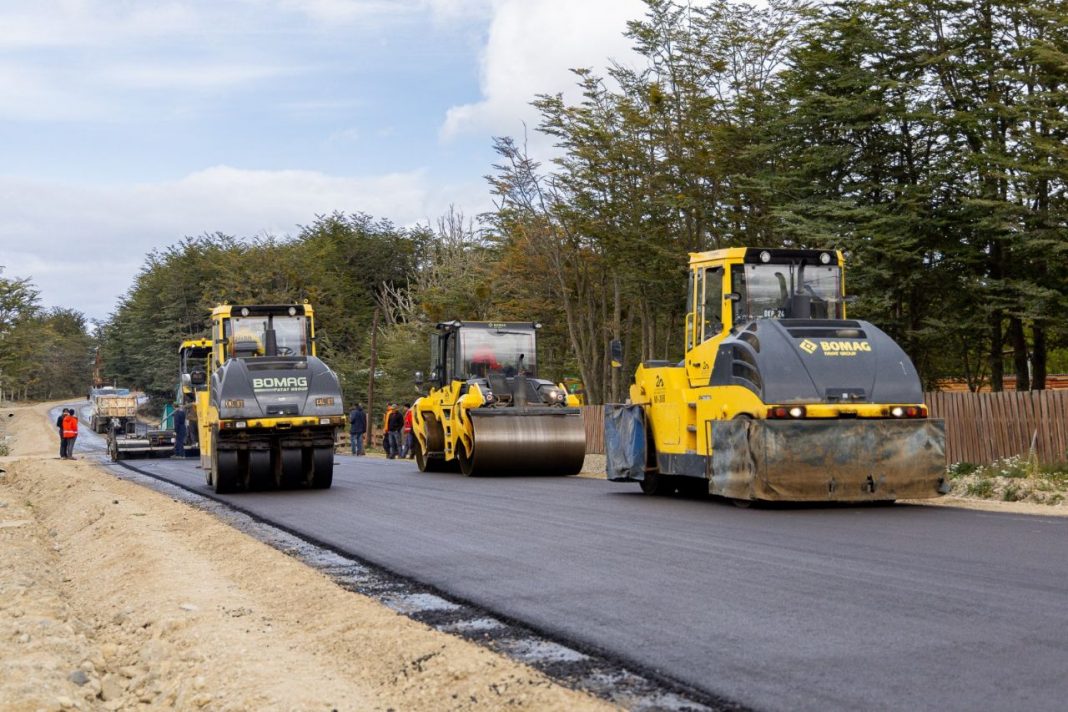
[580,391,1068,465]
[925,391,1068,465]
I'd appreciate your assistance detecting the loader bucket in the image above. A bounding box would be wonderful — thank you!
[710,418,947,502]
[465,408,586,476]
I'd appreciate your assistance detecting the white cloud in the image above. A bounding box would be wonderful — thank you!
[0,166,493,321]
[441,0,646,146]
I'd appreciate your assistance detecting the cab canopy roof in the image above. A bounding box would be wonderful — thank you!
[434,320,541,332]
[688,247,843,267]
[212,303,312,318]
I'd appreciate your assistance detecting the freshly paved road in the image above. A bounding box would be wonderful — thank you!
[88,435,1066,711]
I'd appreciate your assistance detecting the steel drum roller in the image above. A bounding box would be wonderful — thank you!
[465,409,586,476]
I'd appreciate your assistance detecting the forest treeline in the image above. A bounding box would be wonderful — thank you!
[0,269,94,401]
[3,0,1067,410]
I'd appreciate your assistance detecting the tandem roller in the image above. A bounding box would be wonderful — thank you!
[412,321,587,477]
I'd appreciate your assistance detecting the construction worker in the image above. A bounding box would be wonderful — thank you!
[61,409,79,459]
[402,403,414,459]
[172,406,187,458]
[382,404,395,457]
[348,403,366,456]
[55,408,67,459]
[386,404,404,459]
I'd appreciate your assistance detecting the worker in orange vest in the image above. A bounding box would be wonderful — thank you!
[381,404,395,457]
[61,409,79,460]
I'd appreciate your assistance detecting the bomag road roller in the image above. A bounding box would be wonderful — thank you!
[172,338,212,455]
[605,247,948,503]
[196,303,344,493]
[411,320,586,476]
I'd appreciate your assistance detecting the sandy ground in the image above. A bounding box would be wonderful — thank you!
[0,401,617,712]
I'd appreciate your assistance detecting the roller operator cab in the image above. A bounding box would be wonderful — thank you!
[411,321,587,476]
[607,248,948,503]
[197,303,344,493]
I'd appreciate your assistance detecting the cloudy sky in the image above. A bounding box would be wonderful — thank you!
[0,0,647,322]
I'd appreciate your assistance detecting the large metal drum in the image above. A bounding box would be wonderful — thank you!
[464,408,586,476]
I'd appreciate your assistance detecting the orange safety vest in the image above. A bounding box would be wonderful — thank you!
[62,414,78,438]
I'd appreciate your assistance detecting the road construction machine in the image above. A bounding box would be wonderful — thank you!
[196,303,344,493]
[91,388,176,460]
[89,387,135,433]
[605,247,948,503]
[411,320,586,476]
[161,339,213,455]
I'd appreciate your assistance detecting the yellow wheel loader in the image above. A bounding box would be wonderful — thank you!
[605,247,948,503]
[196,303,345,493]
[411,321,586,476]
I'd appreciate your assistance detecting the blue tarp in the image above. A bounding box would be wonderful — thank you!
[604,404,646,481]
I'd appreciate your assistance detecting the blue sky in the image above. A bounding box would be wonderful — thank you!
[0,0,646,322]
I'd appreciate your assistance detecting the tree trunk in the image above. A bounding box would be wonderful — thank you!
[1032,323,1046,391]
[988,310,1004,392]
[366,307,379,451]
[1008,317,1029,391]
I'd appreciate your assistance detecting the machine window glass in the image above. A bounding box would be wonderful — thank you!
[802,265,843,319]
[685,270,696,352]
[445,332,457,381]
[701,267,723,341]
[228,316,309,358]
[461,328,537,379]
[732,263,843,321]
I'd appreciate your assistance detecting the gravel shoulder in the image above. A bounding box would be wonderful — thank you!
[0,401,616,712]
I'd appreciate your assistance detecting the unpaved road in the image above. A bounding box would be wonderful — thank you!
[0,401,615,712]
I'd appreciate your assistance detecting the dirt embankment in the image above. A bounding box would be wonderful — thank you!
[0,402,615,712]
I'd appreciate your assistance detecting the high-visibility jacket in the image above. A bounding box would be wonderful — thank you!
[62,414,78,438]
[402,408,413,434]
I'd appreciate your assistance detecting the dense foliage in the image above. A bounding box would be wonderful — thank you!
[0,268,94,401]
[87,0,1068,414]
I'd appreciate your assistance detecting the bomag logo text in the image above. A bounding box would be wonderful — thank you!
[803,341,871,358]
[820,341,871,352]
[252,376,308,390]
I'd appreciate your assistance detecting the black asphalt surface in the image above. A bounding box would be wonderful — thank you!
[92,444,1068,712]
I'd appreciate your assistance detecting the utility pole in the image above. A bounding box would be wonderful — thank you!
[366,307,379,452]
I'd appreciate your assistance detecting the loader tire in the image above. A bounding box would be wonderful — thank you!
[414,438,445,473]
[311,446,333,489]
[248,449,271,490]
[212,432,238,494]
[639,469,674,496]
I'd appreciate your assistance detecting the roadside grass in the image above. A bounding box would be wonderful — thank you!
[947,455,1068,505]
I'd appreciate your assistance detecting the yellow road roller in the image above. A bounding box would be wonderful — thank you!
[196,303,345,493]
[606,247,948,503]
[411,320,586,476]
